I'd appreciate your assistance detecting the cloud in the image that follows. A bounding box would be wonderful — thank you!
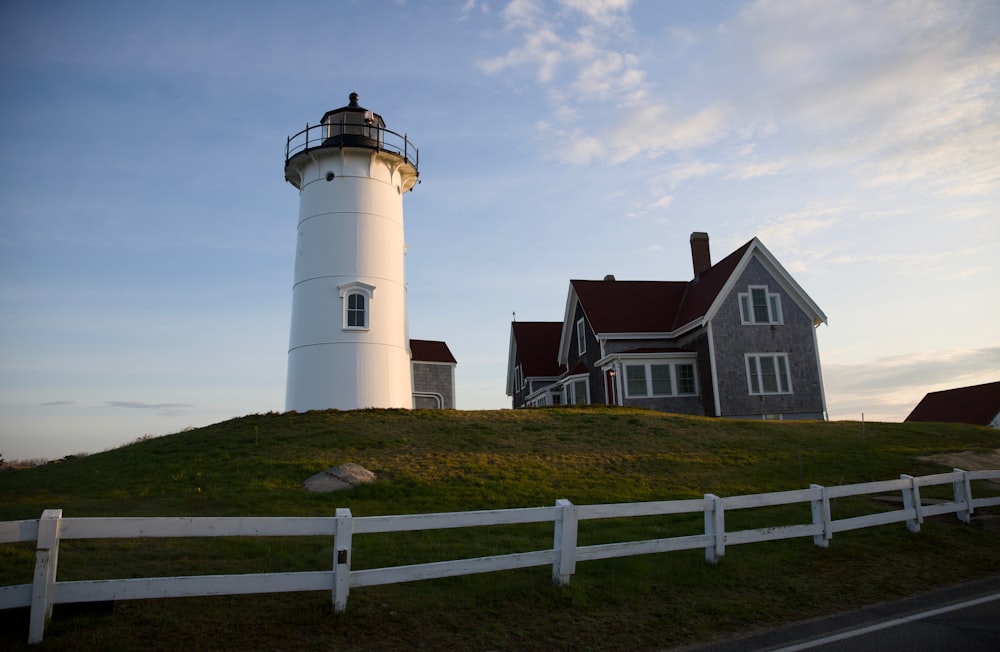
[729,0,1000,195]
[479,0,643,98]
[609,102,732,163]
[458,0,490,21]
[559,0,632,25]
[649,194,674,210]
[726,159,788,181]
[41,400,75,406]
[662,161,724,187]
[825,346,1000,421]
[103,401,194,410]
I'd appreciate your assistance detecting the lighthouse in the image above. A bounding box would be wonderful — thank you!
[283,93,420,412]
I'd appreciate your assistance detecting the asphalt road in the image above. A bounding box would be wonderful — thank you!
[682,576,1000,652]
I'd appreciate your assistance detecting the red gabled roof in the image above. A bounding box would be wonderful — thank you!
[905,381,1000,426]
[672,240,753,328]
[511,322,565,377]
[571,280,688,332]
[571,239,755,335]
[410,339,456,364]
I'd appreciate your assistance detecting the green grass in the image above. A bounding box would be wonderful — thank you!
[1,407,998,650]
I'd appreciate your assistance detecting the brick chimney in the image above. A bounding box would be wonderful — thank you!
[690,232,711,278]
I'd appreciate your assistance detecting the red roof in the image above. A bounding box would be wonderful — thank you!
[511,322,565,377]
[410,339,456,364]
[672,240,752,327]
[571,280,688,332]
[905,381,1000,426]
[571,239,754,334]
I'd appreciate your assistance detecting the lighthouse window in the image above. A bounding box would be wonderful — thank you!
[338,281,375,331]
[346,293,366,328]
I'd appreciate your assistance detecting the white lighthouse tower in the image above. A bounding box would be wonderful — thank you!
[283,93,419,412]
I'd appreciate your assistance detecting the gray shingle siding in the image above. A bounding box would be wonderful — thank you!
[710,257,824,419]
[566,304,604,404]
[508,238,826,421]
[412,362,455,409]
[676,329,713,416]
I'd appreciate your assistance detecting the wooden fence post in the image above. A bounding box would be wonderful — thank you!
[704,494,724,565]
[333,508,353,613]
[810,484,831,548]
[552,499,577,586]
[952,468,973,524]
[900,474,923,533]
[28,509,62,644]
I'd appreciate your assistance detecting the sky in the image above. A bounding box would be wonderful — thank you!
[1,0,998,461]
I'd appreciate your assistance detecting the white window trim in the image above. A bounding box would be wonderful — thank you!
[337,281,375,331]
[558,374,589,405]
[745,353,793,395]
[622,361,699,399]
[738,285,783,325]
[576,318,587,355]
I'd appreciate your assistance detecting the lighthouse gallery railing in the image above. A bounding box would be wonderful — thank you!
[285,121,419,173]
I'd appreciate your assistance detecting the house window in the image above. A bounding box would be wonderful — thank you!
[624,363,698,398]
[626,365,648,396]
[739,285,782,325]
[677,364,696,394]
[651,364,672,395]
[568,379,589,405]
[338,281,375,331]
[576,318,586,355]
[515,364,524,391]
[746,354,792,395]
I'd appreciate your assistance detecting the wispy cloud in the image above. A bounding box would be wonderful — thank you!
[478,0,650,128]
[728,0,1000,195]
[41,400,75,406]
[660,161,724,187]
[825,346,1000,421]
[103,401,194,410]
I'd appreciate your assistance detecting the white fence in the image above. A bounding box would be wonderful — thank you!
[1,468,998,644]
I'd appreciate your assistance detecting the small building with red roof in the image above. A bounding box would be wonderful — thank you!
[411,339,457,409]
[506,232,828,420]
[905,381,1000,428]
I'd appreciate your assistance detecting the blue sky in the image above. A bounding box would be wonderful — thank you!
[1,0,998,460]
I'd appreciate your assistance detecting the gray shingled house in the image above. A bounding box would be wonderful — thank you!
[506,232,828,420]
[411,339,457,409]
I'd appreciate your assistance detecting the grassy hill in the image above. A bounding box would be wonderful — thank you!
[1,407,998,650]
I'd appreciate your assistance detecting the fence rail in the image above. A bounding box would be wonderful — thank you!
[2,468,998,644]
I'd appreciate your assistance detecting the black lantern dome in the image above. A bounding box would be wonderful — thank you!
[320,93,385,148]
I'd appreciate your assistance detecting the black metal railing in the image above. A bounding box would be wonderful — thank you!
[285,121,419,173]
